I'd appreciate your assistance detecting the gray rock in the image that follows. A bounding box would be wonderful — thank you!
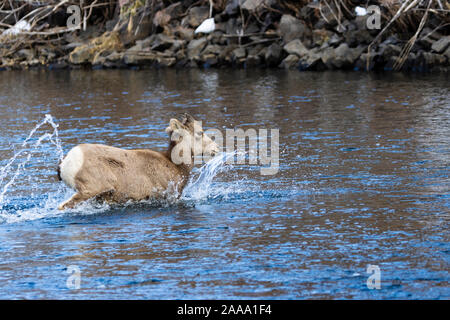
[218,45,237,61]
[208,31,226,45]
[151,34,176,52]
[123,52,157,65]
[175,27,195,41]
[265,43,282,66]
[17,49,34,60]
[298,52,323,71]
[247,44,264,57]
[127,35,157,52]
[353,16,367,31]
[224,0,240,15]
[283,39,308,57]
[431,36,450,53]
[172,39,186,52]
[183,6,210,28]
[257,46,268,59]
[444,46,450,60]
[332,43,351,68]
[321,43,362,69]
[420,28,443,41]
[242,0,275,11]
[245,21,261,34]
[157,56,176,67]
[69,44,94,64]
[345,29,373,47]
[39,47,56,61]
[242,0,263,11]
[401,52,418,71]
[379,44,402,60]
[417,51,447,70]
[355,52,376,71]
[187,38,208,58]
[103,51,125,68]
[278,14,310,43]
[232,47,247,60]
[202,53,219,67]
[328,33,342,46]
[153,2,182,28]
[203,44,223,55]
[418,36,435,50]
[279,54,299,69]
[312,29,335,47]
[246,55,261,67]
[341,20,356,32]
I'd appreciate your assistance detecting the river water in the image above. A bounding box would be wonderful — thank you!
[0,69,448,299]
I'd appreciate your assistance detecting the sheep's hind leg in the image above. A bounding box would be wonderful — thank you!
[58,192,92,210]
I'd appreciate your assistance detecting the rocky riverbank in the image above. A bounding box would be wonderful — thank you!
[0,1,449,72]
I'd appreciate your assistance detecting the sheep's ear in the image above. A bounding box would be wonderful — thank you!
[166,118,182,135]
[169,118,182,130]
[182,113,195,125]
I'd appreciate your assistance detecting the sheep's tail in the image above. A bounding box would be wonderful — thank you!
[57,160,62,181]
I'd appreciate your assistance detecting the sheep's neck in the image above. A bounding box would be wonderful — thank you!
[165,140,194,177]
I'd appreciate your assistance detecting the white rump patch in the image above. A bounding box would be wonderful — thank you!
[60,146,84,190]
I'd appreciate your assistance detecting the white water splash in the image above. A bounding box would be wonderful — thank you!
[0,114,66,223]
[182,151,237,201]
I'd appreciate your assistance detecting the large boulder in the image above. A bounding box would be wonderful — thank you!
[245,55,261,67]
[279,54,299,69]
[278,15,311,43]
[174,26,195,41]
[232,47,247,60]
[183,6,210,28]
[283,39,309,57]
[379,43,402,61]
[242,0,275,11]
[203,44,223,56]
[414,51,447,71]
[265,43,283,66]
[431,36,450,53]
[149,33,185,52]
[153,2,182,28]
[344,29,373,47]
[187,38,208,58]
[320,43,363,69]
[123,51,157,65]
[298,48,325,71]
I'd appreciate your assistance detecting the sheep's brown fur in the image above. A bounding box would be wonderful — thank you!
[57,114,218,210]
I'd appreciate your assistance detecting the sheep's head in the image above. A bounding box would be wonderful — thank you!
[165,114,220,165]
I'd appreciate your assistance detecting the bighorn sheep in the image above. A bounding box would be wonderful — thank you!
[57,114,219,210]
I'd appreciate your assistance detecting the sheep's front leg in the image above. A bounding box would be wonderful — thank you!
[58,192,92,210]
